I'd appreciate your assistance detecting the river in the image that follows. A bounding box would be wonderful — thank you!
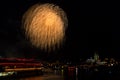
[1,67,120,80]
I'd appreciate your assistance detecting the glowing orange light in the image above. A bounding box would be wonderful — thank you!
[22,3,68,51]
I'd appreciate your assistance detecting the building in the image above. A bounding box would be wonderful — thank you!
[94,52,99,61]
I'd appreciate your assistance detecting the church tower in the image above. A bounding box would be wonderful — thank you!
[94,52,99,61]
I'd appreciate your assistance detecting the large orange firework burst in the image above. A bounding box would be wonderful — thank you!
[22,3,68,51]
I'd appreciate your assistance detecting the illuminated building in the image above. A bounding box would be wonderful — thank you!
[94,52,99,62]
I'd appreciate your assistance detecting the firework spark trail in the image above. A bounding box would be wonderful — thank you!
[22,3,68,51]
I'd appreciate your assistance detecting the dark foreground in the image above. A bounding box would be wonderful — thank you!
[1,66,120,80]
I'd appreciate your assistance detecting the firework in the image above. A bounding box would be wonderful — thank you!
[22,3,68,51]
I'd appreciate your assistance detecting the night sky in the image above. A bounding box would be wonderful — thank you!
[0,0,115,61]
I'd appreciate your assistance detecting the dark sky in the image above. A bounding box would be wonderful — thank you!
[0,0,115,61]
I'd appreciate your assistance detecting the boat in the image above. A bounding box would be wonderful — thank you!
[0,58,44,78]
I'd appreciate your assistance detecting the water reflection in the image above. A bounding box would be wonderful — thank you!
[64,67,78,80]
[61,69,64,76]
[19,68,76,80]
[20,76,42,80]
[19,70,64,80]
[4,66,120,80]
